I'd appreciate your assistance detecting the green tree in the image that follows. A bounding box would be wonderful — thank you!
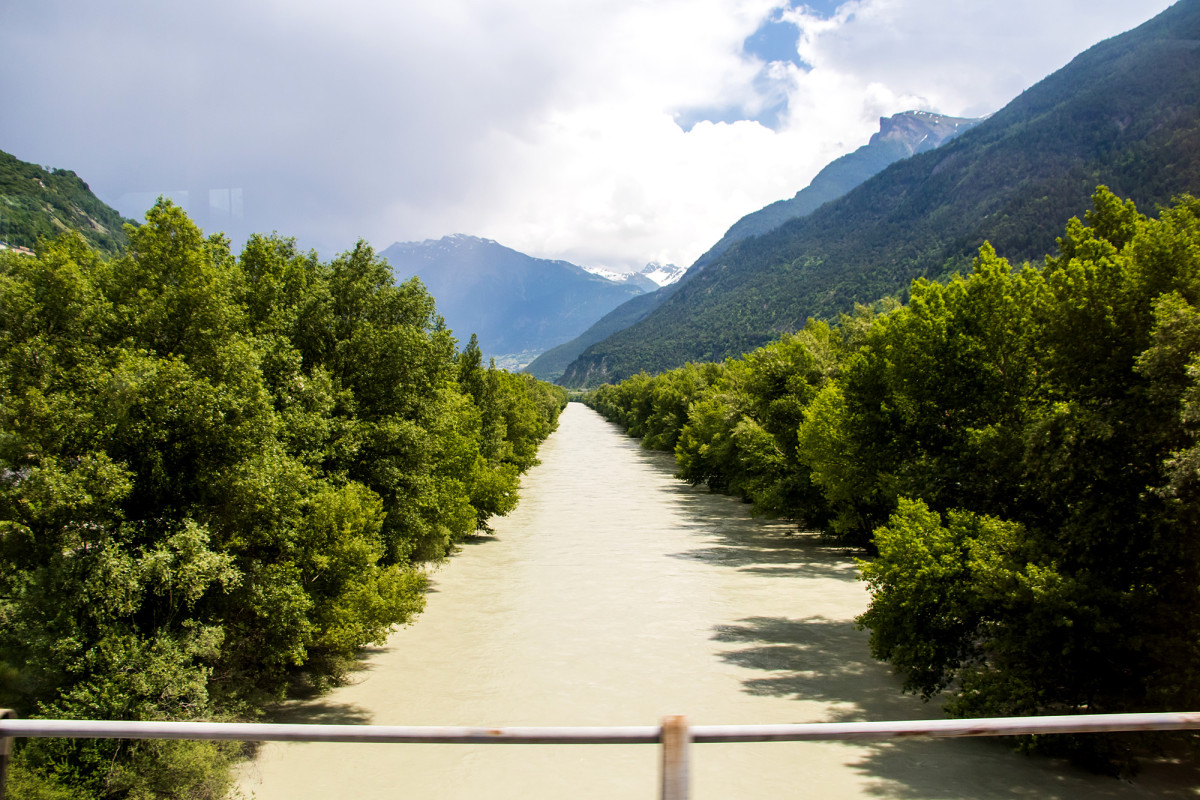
[0,200,567,796]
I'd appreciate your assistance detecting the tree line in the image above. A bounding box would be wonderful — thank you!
[0,200,567,798]
[586,187,1200,770]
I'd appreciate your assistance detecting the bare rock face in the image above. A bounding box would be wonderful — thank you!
[688,110,982,272]
[869,110,982,155]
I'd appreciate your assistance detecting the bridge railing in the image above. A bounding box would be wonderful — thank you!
[2,710,1198,799]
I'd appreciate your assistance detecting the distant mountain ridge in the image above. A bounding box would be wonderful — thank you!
[577,264,658,292]
[691,110,981,271]
[526,110,978,382]
[559,0,1200,387]
[0,148,135,254]
[637,261,688,286]
[524,285,676,381]
[579,261,686,288]
[380,234,649,367]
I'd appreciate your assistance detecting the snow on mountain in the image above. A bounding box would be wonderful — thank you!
[579,265,631,282]
[639,262,687,286]
[581,261,686,287]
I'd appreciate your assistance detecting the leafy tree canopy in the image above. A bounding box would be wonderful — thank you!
[0,201,567,797]
[586,188,1200,770]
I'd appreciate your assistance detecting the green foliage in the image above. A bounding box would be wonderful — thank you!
[857,499,1028,700]
[0,201,566,796]
[587,321,843,527]
[587,188,1200,768]
[0,149,136,254]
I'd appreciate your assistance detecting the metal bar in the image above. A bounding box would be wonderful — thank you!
[0,709,16,800]
[0,712,1197,745]
[0,719,662,744]
[688,712,1200,742]
[660,715,690,800]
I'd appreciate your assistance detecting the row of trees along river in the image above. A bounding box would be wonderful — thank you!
[4,188,1200,797]
[238,402,1195,798]
[239,188,1198,798]
[584,188,1200,777]
[0,200,567,798]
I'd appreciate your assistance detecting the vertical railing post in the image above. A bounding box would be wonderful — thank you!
[659,715,690,800]
[0,709,16,800]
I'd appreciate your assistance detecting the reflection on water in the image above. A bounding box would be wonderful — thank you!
[237,404,1197,799]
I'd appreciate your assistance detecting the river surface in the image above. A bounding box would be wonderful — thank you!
[237,403,1194,799]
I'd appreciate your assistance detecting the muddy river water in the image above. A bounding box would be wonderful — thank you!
[237,403,1192,799]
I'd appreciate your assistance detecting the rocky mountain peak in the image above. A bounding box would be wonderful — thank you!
[869,110,982,155]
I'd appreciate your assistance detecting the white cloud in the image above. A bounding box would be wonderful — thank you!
[0,0,1177,270]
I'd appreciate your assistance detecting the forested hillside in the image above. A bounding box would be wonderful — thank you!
[0,149,135,255]
[562,0,1200,387]
[525,281,679,381]
[586,188,1200,769]
[0,203,567,798]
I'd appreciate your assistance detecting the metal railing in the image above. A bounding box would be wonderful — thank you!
[1,710,1198,799]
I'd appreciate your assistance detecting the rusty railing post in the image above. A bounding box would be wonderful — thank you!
[0,709,16,800]
[660,715,690,800]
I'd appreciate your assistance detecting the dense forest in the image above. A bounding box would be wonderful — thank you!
[587,188,1200,770]
[0,200,567,798]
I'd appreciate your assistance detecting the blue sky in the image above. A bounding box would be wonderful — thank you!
[744,10,810,68]
[799,0,846,16]
[0,0,1179,270]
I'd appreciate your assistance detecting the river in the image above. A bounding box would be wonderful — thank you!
[237,403,1193,799]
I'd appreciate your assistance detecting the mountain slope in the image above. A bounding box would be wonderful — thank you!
[524,282,682,380]
[380,235,648,366]
[0,149,135,254]
[527,110,978,382]
[691,111,980,271]
[560,0,1200,387]
[525,260,695,380]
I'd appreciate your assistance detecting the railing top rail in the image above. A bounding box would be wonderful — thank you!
[2,712,1199,745]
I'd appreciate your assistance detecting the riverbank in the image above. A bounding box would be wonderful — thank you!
[237,404,1196,799]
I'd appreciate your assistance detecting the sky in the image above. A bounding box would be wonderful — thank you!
[0,0,1179,272]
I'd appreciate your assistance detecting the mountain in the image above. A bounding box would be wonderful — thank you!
[524,284,678,381]
[379,234,649,367]
[638,261,688,286]
[0,149,135,254]
[578,264,660,292]
[559,0,1200,387]
[691,110,980,271]
[578,261,685,289]
[522,260,690,380]
[525,110,978,382]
